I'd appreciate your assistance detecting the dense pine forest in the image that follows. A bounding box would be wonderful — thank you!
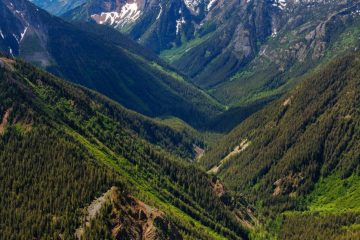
[1,0,360,239]
[1,39,360,240]
[0,56,252,239]
[202,53,360,238]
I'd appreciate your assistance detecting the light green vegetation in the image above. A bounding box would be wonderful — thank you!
[160,33,214,63]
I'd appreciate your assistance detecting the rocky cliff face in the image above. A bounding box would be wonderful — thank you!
[37,0,360,94]
[171,0,360,88]
[210,0,360,105]
[78,187,183,240]
[64,0,360,88]
[110,194,182,240]
[22,0,360,107]
[0,0,226,128]
[0,0,53,66]
[64,0,221,52]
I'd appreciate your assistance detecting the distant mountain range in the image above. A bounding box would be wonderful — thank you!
[37,0,360,108]
[0,0,224,128]
[1,0,360,239]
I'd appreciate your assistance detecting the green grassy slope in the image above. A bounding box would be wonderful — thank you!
[0,57,249,239]
[200,52,360,238]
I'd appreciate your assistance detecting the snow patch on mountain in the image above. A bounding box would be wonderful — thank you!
[176,17,186,34]
[20,26,28,42]
[183,0,218,13]
[156,4,162,20]
[184,0,201,13]
[207,0,218,11]
[271,0,341,11]
[8,47,13,57]
[272,0,287,10]
[12,33,19,43]
[91,2,141,28]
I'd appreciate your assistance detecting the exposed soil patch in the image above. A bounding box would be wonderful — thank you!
[0,58,15,71]
[0,108,12,135]
[210,177,259,230]
[194,144,205,160]
[75,187,182,240]
[208,139,251,174]
[211,178,226,197]
[282,97,292,106]
[273,173,305,197]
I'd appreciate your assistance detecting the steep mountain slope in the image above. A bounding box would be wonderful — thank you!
[0,56,251,239]
[201,52,360,238]
[61,0,275,82]
[30,0,86,16]
[77,187,183,240]
[57,0,360,108]
[169,0,360,101]
[212,0,360,106]
[0,0,224,128]
[63,0,219,52]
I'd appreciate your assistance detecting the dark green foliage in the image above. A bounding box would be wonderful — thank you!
[0,0,224,128]
[82,203,115,240]
[206,98,276,133]
[43,20,223,128]
[279,212,360,240]
[0,58,249,239]
[15,59,200,159]
[0,62,120,239]
[202,52,360,214]
[0,126,119,240]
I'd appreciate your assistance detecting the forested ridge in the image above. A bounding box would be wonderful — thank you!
[201,52,360,238]
[1,0,360,237]
[0,57,251,239]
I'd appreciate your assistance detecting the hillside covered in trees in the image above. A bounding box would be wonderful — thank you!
[201,52,360,238]
[1,0,360,239]
[0,56,253,239]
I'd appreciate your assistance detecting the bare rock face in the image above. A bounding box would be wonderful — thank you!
[90,0,147,29]
[53,0,360,89]
[111,194,183,240]
[260,1,360,66]
[273,173,305,197]
[0,108,11,135]
[0,0,53,67]
[64,0,219,52]
[77,187,183,240]
[209,176,259,231]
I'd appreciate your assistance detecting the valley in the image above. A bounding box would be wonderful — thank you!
[55,0,360,108]
[0,0,360,239]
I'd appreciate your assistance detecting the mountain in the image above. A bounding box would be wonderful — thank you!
[55,0,360,108]
[0,55,254,239]
[30,0,86,15]
[63,0,219,52]
[200,52,360,238]
[211,0,360,106]
[0,0,224,128]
